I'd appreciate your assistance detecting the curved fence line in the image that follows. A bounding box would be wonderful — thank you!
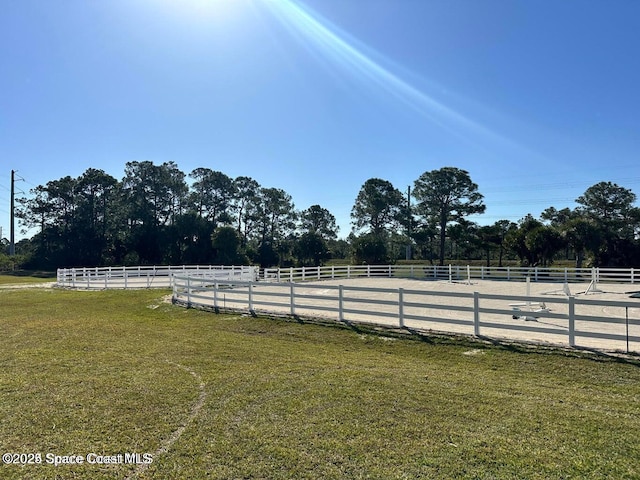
[57,264,640,289]
[172,276,640,354]
[56,265,258,289]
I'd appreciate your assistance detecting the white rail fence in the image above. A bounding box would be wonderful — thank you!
[172,276,640,354]
[56,265,258,289]
[263,265,640,284]
[57,264,640,290]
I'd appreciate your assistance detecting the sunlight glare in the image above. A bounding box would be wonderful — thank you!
[151,0,245,26]
[260,0,526,155]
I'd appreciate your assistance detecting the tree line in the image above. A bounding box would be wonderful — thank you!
[3,162,640,270]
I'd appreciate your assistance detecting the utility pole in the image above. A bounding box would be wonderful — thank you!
[10,170,15,256]
[406,185,412,260]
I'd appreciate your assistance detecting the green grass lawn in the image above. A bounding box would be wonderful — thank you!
[0,272,56,285]
[1,288,639,479]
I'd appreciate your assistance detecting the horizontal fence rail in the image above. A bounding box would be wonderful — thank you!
[261,265,640,284]
[58,264,640,289]
[56,265,258,289]
[172,276,640,354]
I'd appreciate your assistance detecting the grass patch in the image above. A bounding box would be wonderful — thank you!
[1,288,639,479]
[0,271,56,285]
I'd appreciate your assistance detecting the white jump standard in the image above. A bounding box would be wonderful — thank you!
[509,276,551,321]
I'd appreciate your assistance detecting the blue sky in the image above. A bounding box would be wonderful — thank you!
[1,0,639,240]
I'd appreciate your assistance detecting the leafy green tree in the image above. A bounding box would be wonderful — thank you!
[413,167,485,266]
[16,176,78,267]
[211,226,249,265]
[232,176,261,245]
[576,182,636,224]
[575,181,639,265]
[252,187,297,266]
[294,232,330,266]
[505,215,563,267]
[74,169,121,265]
[448,219,479,260]
[121,161,188,264]
[504,215,541,266]
[351,233,388,264]
[167,213,215,264]
[351,178,405,236]
[189,168,236,226]
[294,205,338,266]
[477,224,500,267]
[525,225,563,267]
[122,161,188,228]
[300,205,338,240]
[563,217,602,268]
[492,220,517,267]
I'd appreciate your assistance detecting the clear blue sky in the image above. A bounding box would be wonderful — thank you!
[2,0,639,240]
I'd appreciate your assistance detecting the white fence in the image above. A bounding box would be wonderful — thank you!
[263,265,640,284]
[172,276,640,354]
[56,265,258,289]
[57,264,640,289]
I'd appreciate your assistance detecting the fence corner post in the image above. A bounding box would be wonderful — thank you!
[473,291,480,336]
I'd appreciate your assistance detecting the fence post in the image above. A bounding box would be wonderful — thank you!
[474,292,480,336]
[338,285,344,322]
[367,264,371,277]
[290,283,296,316]
[347,265,351,279]
[632,268,635,285]
[388,265,392,278]
[568,296,575,347]
[213,282,218,310]
[187,277,191,306]
[399,288,404,328]
[332,266,335,280]
[249,283,254,312]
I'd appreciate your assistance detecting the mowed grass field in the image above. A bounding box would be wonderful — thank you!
[1,287,640,479]
[0,273,56,285]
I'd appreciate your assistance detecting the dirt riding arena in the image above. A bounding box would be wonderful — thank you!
[184,277,640,354]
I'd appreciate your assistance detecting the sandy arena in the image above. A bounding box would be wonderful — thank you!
[186,277,640,354]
